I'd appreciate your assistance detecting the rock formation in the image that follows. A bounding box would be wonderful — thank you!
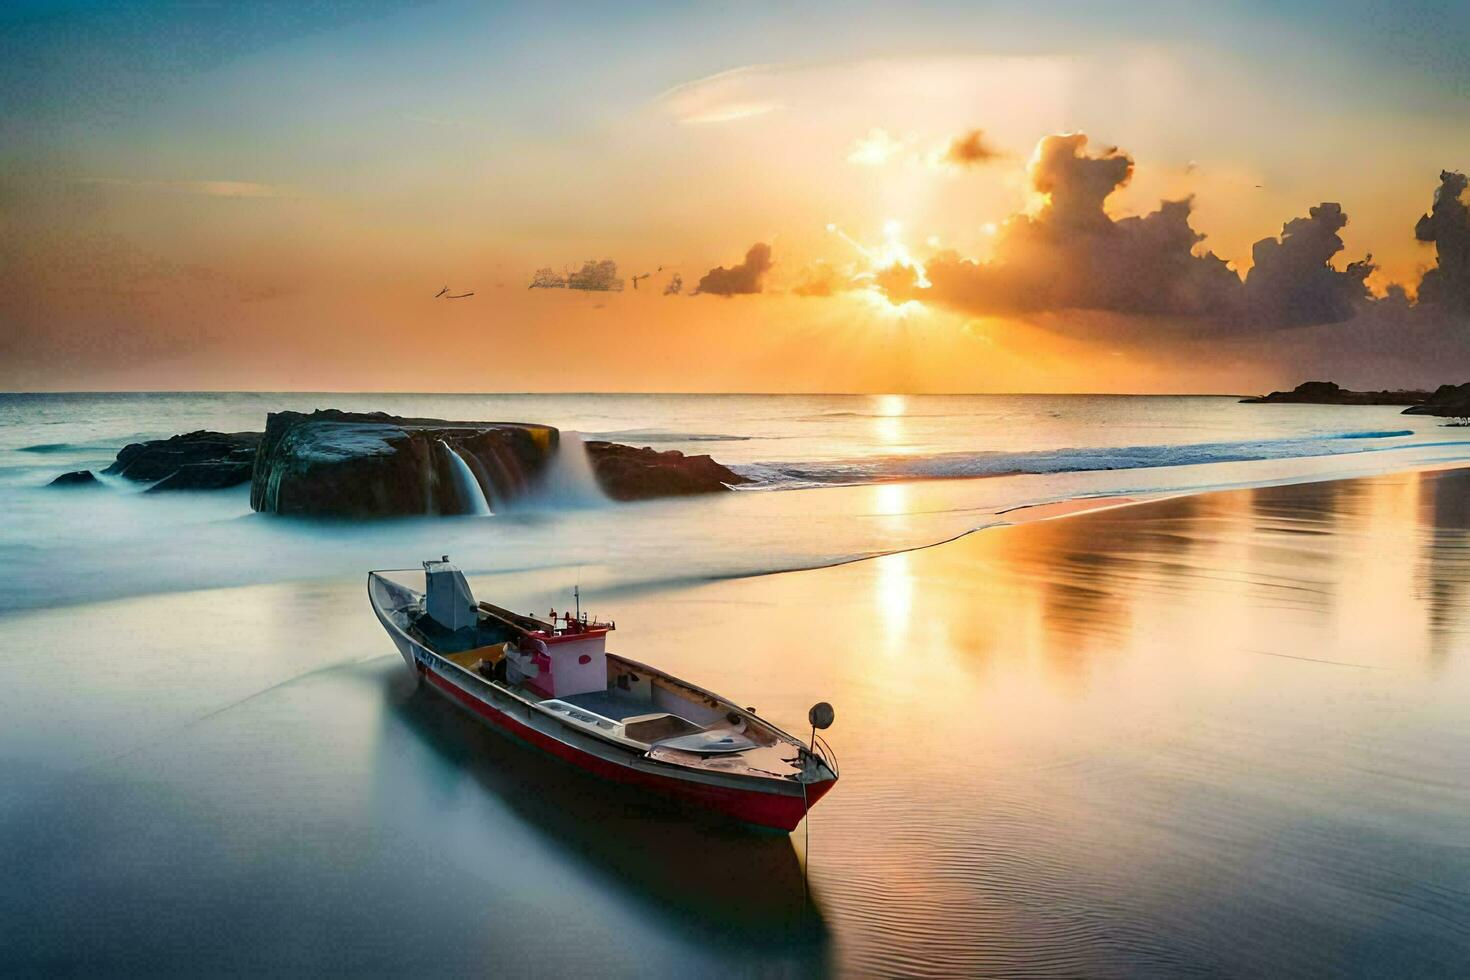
[48,469,99,487]
[250,410,557,518]
[103,430,262,488]
[584,441,750,500]
[1241,381,1430,406]
[59,411,748,514]
[1402,383,1470,418]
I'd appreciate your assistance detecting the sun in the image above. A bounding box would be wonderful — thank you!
[825,217,932,314]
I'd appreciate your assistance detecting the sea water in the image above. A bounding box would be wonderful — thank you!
[3,392,1469,611]
[3,393,1469,975]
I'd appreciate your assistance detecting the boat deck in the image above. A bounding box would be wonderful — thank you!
[417,619,815,786]
[560,689,659,721]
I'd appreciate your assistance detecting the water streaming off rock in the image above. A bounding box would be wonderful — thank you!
[532,430,608,508]
[438,438,493,515]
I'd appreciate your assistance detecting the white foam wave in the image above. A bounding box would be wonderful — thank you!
[732,429,1431,489]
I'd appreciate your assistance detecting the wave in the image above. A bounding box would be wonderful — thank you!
[797,411,968,421]
[587,429,753,443]
[19,443,83,453]
[731,429,1425,489]
[1330,429,1413,439]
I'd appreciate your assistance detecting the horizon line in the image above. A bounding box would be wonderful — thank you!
[0,388,1257,399]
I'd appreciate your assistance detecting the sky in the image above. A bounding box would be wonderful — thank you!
[3,0,1470,393]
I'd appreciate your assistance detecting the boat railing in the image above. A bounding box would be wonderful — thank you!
[810,731,839,779]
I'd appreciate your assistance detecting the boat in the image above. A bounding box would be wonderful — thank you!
[368,558,838,832]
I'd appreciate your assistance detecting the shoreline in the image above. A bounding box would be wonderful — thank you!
[9,455,1470,617]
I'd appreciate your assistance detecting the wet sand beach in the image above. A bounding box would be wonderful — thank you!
[3,467,1469,975]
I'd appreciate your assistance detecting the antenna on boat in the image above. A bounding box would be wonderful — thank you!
[801,701,835,906]
[573,583,581,622]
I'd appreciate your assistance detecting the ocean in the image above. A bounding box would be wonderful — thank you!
[2,392,1469,975]
[3,391,1468,612]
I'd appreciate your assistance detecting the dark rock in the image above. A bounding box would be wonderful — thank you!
[1241,381,1430,405]
[584,441,750,501]
[105,430,262,483]
[250,410,559,518]
[145,461,257,493]
[90,411,746,517]
[49,469,99,487]
[1402,382,1470,417]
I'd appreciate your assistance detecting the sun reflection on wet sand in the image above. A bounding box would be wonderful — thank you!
[603,467,1470,975]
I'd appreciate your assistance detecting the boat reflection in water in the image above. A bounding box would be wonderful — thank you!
[384,680,829,961]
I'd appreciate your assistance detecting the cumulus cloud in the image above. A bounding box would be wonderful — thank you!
[528,267,566,289]
[529,260,624,291]
[1414,170,1470,312]
[568,259,624,291]
[885,132,1375,331]
[695,243,772,296]
[941,129,1001,167]
[1242,203,1374,326]
[906,133,1238,317]
[873,262,922,297]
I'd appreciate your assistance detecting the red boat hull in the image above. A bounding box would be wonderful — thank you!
[425,670,833,832]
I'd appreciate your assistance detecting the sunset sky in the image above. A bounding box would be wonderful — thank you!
[4,1,1470,393]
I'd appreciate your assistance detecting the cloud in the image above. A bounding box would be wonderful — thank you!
[1414,170,1470,312]
[681,102,784,125]
[882,132,1376,331]
[528,267,566,289]
[1241,203,1374,326]
[78,177,290,198]
[873,262,921,297]
[695,243,772,296]
[846,128,909,167]
[941,129,1001,167]
[791,261,852,297]
[658,64,785,124]
[528,260,624,291]
[568,259,624,291]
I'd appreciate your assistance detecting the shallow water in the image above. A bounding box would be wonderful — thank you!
[4,469,1470,974]
[3,395,1470,974]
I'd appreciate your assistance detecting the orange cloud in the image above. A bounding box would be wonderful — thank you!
[695,243,773,296]
[881,132,1381,333]
[941,129,1002,167]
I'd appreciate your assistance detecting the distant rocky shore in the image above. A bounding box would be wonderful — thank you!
[1402,383,1470,418]
[1241,380,1470,418]
[1240,381,1431,406]
[49,409,750,515]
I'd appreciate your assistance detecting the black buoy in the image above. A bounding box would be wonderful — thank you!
[808,701,835,730]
